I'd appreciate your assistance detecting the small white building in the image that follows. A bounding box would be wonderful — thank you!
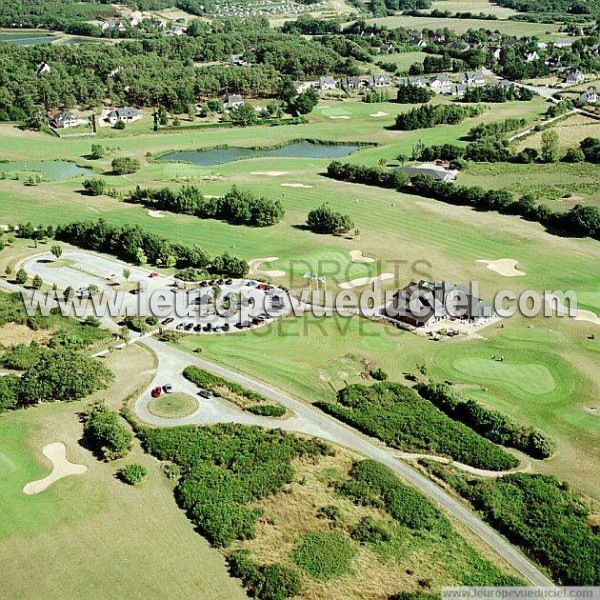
[50,111,80,129]
[525,51,540,62]
[294,81,319,94]
[104,106,142,125]
[223,94,245,110]
[553,38,573,49]
[319,76,337,91]
[36,62,51,75]
[579,87,598,104]
[562,69,585,85]
[429,74,453,93]
[462,70,485,87]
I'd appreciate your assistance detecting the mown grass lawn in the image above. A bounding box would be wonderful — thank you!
[148,391,199,418]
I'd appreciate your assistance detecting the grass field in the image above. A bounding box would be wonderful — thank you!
[0,344,245,599]
[379,51,429,72]
[147,392,199,418]
[514,114,600,152]
[363,15,563,37]
[427,0,517,17]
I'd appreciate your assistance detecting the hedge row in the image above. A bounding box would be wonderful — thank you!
[416,381,555,459]
[317,382,519,471]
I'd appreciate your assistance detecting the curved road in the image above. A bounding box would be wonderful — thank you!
[138,336,554,587]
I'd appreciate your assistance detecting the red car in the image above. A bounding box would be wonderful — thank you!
[149,272,159,278]
[151,386,162,398]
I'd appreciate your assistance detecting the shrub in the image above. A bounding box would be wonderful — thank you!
[316,504,342,522]
[0,374,20,412]
[118,463,147,485]
[291,531,356,581]
[15,268,28,284]
[306,204,354,234]
[350,516,392,544]
[83,402,133,461]
[396,84,433,104]
[369,368,388,381]
[83,178,106,196]
[247,404,286,417]
[111,157,140,175]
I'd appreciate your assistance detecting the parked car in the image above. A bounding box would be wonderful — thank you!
[198,390,211,399]
[129,288,140,295]
[151,386,162,398]
[149,272,159,278]
[161,317,174,325]
[184,322,194,331]
[222,323,230,332]
[225,279,233,285]
[194,324,203,332]
[163,384,173,393]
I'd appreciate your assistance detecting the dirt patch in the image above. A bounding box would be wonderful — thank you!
[147,209,164,218]
[248,256,287,278]
[23,442,87,495]
[0,323,54,348]
[349,250,375,264]
[280,183,313,189]
[338,273,394,289]
[477,259,526,277]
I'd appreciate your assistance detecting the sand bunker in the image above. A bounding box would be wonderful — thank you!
[250,171,289,177]
[369,111,389,117]
[147,209,164,218]
[280,183,313,189]
[23,442,87,495]
[477,259,526,277]
[545,294,600,326]
[338,273,394,289]
[329,115,351,119]
[349,250,375,264]
[248,256,287,278]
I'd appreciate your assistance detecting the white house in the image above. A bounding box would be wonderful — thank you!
[450,84,468,97]
[223,94,245,110]
[105,106,142,125]
[294,80,319,94]
[230,54,246,66]
[525,51,540,62]
[369,74,391,87]
[462,70,485,87]
[579,87,598,104]
[553,39,573,49]
[319,76,337,91]
[36,62,51,75]
[401,76,428,88]
[50,112,80,129]
[429,74,453,93]
[562,69,585,85]
[537,42,548,50]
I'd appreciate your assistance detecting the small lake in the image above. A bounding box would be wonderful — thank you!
[158,142,361,166]
[0,161,92,181]
[0,32,57,45]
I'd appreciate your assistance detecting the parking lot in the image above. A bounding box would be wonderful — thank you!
[21,250,292,333]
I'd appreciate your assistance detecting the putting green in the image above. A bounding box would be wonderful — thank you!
[451,357,556,395]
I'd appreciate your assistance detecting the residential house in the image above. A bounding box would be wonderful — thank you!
[449,40,470,52]
[400,76,428,88]
[553,38,573,49]
[579,87,598,104]
[492,47,502,60]
[562,69,585,85]
[223,95,245,110]
[341,76,364,90]
[387,280,493,327]
[359,31,375,39]
[462,70,485,87]
[50,111,80,129]
[319,76,337,91]
[102,20,126,32]
[429,74,453,93]
[537,41,548,50]
[408,37,427,49]
[400,165,457,181]
[166,26,186,36]
[450,83,468,97]
[381,43,394,54]
[105,106,142,125]
[369,74,391,87]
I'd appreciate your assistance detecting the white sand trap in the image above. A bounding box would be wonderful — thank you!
[477,259,525,277]
[250,171,289,177]
[545,294,600,326]
[147,209,164,218]
[280,183,313,189]
[330,115,350,119]
[369,111,389,117]
[338,273,394,289]
[349,250,375,264]
[248,256,286,278]
[23,442,87,495]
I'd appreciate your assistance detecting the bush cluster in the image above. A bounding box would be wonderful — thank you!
[54,219,249,277]
[317,382,519,470]
[129,184,284,227]
[117,463,148,485]
[306,204,354,234]
[83,402,133,461]
[394,104,484,130]
[468,117,526,140]
[291,531,356,581]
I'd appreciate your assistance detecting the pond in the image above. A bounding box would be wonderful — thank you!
[0,32,57,45]
[158,142,361,166]
[0,161,92,181]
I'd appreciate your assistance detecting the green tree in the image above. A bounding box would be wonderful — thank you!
[118,463,147,485]
[83,178,106,196]
[229,103,258,126]
[15,268,28,285]
[51,245,63,260]
[31,274,43,290]
[541,130,560,163]
[111,157,140,175]
[90,144,104,159]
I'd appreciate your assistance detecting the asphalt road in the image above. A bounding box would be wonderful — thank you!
[139,336,554,587]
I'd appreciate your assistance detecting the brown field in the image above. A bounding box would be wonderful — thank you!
[515,114,600,152]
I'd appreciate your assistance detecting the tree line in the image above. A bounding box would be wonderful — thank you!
[129,184,284,227]
[394,104,484,130]
[53,219,249,277]
[326,161,600,239]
